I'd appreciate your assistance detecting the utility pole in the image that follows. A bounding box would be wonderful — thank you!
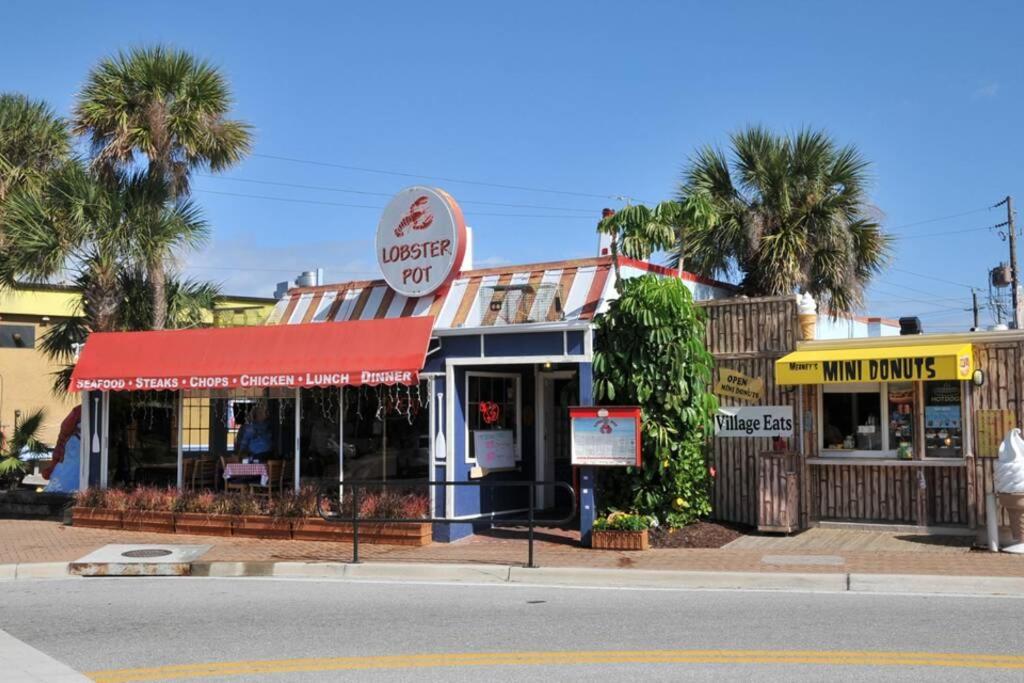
[996,196,1020,328]
[972,289,980,330]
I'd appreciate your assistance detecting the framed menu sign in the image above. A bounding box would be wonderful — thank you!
[570,407,642,467]
[472,430,516,470]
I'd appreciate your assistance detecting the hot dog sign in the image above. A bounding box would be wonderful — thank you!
[376,186,468,297]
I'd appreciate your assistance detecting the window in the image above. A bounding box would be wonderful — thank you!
[821,383,885,455]
[342,382,430,484]
[466,372,521,463]
[181,397,211,452]
[924,381,963,458]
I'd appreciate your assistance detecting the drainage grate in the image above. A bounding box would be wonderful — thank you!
[121,548,174,559]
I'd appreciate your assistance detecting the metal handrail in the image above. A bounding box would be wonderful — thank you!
[316,479,577,568]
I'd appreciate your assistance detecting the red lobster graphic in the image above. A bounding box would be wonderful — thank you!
[479,401,501,425]
[394,195,434,237]
[594,417,618,434]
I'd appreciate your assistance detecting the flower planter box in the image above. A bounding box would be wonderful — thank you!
[232,515,293,540]
[175,513,234,537]
[122,511,175,534]
[71,507,123,530]
[292,518,432,546]
[591,529,649,551]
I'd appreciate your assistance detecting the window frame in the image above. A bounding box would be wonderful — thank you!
[922,380,966,459]
[464,371,522,465]
[818,382,892,458]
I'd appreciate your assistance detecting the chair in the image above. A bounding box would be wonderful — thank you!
[220,455,248,493]
[182,459,196,490]
[252,459,285,499]
[191,457,217,490]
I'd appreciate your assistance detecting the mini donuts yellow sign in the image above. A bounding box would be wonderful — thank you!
[775,343,974,385]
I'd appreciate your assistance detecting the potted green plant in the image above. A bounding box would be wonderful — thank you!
[591,512,651,551]
[122,486,176,533]
[230,491,290,539]
[72,488,127,530]
[175,490,233,536]
[70,489,124,532]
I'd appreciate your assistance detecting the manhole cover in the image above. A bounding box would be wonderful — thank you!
[121,549,174,559]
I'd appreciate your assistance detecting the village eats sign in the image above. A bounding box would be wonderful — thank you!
[376,186,468,297]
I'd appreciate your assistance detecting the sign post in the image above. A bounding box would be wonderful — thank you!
[570,406,642,547]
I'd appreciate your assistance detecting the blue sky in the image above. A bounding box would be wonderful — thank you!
[2,0,1021,330]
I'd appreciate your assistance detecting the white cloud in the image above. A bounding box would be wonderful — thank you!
[973,81,1000,99]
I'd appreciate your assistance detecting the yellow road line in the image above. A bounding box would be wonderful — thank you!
[87,649,1024,682]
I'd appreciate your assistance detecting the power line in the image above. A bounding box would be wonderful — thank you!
[885,205,994,231]
[197,174,601,214]
[195,189,597,219]
[887,267,977,290]
[251,152,631,201]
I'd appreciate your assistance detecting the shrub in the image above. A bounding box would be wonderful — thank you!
[101,488,130,511]
[73,488,105,508]
[225,491,264,516]
[593,275,717,527]
[593,512,649,532]
[181,490,217,514]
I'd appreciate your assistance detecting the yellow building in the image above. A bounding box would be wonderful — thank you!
[0,283,274,445]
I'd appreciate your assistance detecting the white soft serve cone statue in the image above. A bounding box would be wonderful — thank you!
[995,428,1024,543]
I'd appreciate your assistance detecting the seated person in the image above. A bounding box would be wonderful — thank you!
[237,405,273,462]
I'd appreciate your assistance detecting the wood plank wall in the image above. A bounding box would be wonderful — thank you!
[807,465,969,524]
[700,296,800,527]
[969,343,1023,528]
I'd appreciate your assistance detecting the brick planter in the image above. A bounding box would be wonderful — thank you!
[292,518,432,546]
[591,529,649,551]
[122,511,175,533]
[71,507,123,530]
[175,513,233,537]
[231,515,293,540]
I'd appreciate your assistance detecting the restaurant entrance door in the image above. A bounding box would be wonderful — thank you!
[537,371,577,514]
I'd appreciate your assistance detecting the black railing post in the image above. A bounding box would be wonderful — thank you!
[527,484,536,568]
[352,484,361,564]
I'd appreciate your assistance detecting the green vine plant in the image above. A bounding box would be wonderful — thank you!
[593,198,719,527]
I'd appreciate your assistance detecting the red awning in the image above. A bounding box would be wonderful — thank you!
[70,317,434,392]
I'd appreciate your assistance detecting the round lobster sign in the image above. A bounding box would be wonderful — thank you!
[376,186,467,297]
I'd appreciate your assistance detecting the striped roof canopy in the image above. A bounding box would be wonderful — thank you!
[268,256,733,330]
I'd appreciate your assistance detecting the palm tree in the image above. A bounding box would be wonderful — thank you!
[73,45,251,328]
[0,408,46,489]
[596,195,716,282]
[0,93,70,203]
[676,126,891,314]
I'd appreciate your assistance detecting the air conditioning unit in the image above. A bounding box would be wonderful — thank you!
[478,283,563,324]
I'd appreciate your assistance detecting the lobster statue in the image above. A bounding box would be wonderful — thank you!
[394,195,434,237]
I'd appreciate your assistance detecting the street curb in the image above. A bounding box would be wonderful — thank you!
[4,560,1024,596]
[0,562,71,580]
[507,566,847,592]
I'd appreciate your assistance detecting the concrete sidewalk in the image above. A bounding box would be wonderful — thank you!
[1,520,1022,590]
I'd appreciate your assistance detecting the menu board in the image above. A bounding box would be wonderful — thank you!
[472,430,516,469]
[570,407,642,467]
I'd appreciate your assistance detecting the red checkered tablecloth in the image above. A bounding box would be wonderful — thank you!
[223,463,269,486]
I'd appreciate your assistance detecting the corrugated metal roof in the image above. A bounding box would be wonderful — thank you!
[269,256,733,330]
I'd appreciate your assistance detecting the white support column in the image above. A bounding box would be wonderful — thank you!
[338,386,345,504]
[79,392,91,489]
[176,391,184,489]
[427,376,435,516]
[294,387,301,492]
[100,392,110,489]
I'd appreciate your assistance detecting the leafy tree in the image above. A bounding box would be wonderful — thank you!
[596,195,716,279]
[0,408,46,489]
[675,126,890,314]
[73,45,252,328]
[0,93,70,203]
[0,161,218,393]
[592,275,718,526]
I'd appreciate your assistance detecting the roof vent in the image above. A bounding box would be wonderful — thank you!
[899,316,923,335]
[478,283,563,324]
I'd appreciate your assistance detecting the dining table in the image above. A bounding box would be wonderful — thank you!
[222,462,269,486]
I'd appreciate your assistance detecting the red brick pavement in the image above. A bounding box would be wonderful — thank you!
[2,520,1023,577]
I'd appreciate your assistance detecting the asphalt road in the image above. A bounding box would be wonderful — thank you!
[2,577,1024,681]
